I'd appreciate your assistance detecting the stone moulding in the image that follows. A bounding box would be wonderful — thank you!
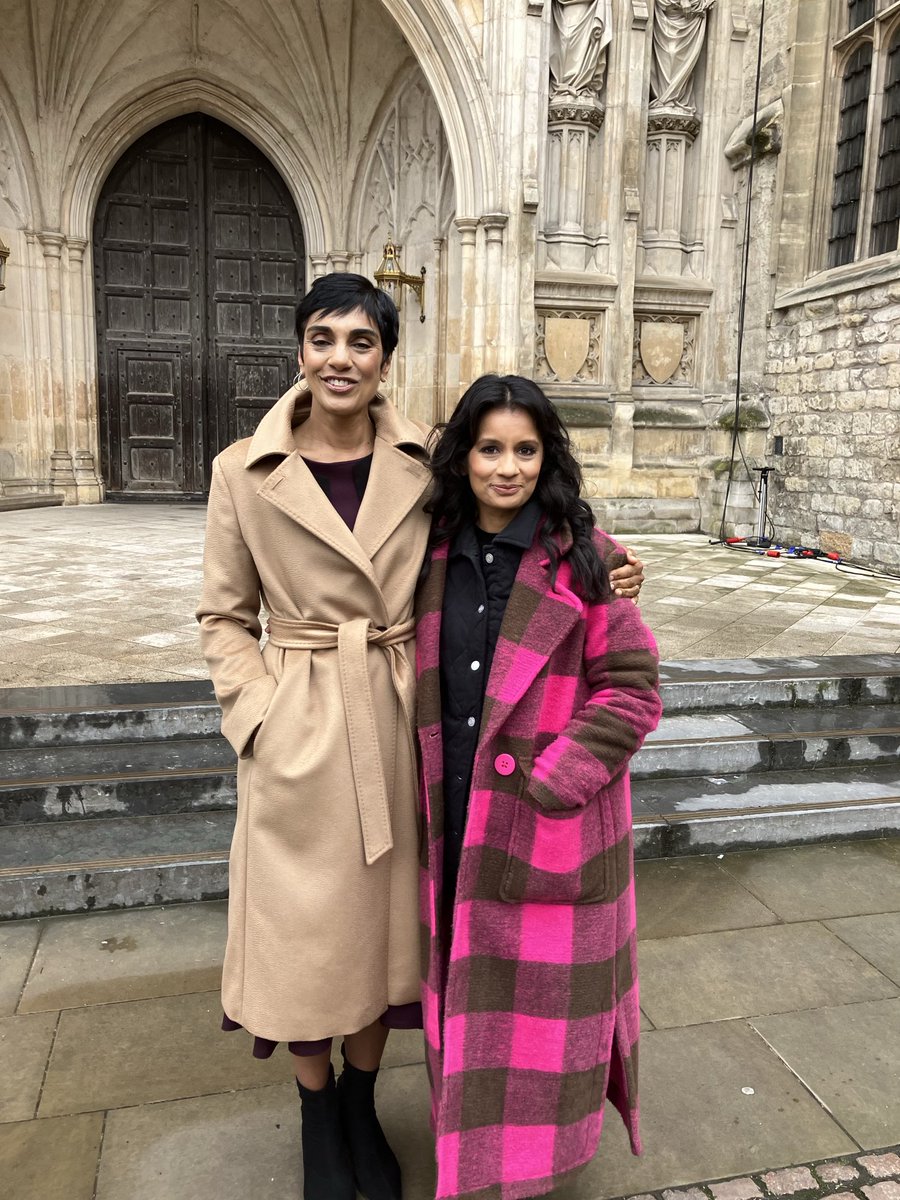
[632,398,707,426]
[647,106,702,140]
[548,99,606,131]
[552,398,613,427]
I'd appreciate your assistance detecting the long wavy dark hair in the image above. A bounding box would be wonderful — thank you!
[425,374,609,603]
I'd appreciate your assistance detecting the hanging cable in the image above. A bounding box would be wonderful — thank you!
[715,0,767,545]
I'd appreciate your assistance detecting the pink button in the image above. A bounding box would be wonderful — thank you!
[494,753,516,777]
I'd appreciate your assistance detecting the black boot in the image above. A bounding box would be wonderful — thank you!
[296,1065,356,1200]
[337,1046,402,1200]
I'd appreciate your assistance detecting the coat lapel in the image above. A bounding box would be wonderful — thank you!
[255,453,381,589]
[352,435,431,561]
[478,542,583,744]
[414,543,448,733]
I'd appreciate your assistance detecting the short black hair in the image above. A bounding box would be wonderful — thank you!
[295,273,399,364]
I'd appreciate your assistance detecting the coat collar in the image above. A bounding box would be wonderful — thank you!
[248,384,432,584]
[417,522,585,742]
[448,498,543,561]
[244,383,429,468]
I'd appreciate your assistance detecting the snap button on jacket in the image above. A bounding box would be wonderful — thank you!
[197,384,431,1043]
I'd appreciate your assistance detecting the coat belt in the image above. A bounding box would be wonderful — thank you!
[266,616,416,866]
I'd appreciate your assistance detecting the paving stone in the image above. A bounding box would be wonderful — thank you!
[824,915,900,987]
[18,902,227,1012]
[662,1189,711,1200]
[752,998,900,1149]
[859,1157,900,1180]
[553,1022,852,1200]
[2,513,898,687]
[720,842,900,922]
[0,921,40,1016]
[636,859,778,941]
[0,1011,58,1122]
[709,1179,764,1200]
[816,1163,860,1184]
[862,1185,900,1200]
[0,1112,103,1200]
[94,1061,434,1200]
[639,922,897,1029]
[761,1167,818,1194]
[39,989,288,1116]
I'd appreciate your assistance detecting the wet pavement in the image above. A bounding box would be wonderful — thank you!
[1,838,899,1199]
[0,504,898,688]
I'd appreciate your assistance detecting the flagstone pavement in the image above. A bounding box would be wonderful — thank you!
[1,504,899,688]
[2,838,900,1200]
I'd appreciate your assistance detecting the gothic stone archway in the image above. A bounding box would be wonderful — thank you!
[93,114,305,498]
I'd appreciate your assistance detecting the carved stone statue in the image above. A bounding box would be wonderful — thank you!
[649,0,715,112]
[549,0,613,102]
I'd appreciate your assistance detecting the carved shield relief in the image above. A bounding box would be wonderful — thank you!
[544,316,591,383]
[639,321,684,384]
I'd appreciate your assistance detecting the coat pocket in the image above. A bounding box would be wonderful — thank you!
[499,786,613,905]
[250,645,287,759]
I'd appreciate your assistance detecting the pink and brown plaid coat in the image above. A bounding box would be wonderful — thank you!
[415,526,661,1200]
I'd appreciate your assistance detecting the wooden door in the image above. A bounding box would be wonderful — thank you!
[94,115,305,498]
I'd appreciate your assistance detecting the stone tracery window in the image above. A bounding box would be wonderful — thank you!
[827,2,900,267]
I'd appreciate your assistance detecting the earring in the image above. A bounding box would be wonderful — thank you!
[293,370,304,386]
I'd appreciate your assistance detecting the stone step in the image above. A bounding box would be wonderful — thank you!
[632,703,900,779]
[0,811,233,921]
[656,654,900,714]
[2,706,896,827]
[1,657,897,751]
[632,761,900,859]
[0,681,217,750]
[0,735,234,784]
[4,763,900,920]
[0,766,235,827]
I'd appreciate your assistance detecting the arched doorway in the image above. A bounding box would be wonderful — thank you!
[93,114,305,498]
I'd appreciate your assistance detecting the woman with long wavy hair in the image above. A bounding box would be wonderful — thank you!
[415,374,661,1200]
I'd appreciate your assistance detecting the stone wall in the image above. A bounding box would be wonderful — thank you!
[765,281,900,572]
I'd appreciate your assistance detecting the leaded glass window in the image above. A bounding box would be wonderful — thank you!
[828,44,872,268]
[871,33,900,255]
[848,0,874,32]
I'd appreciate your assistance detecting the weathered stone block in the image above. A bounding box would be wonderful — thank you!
[815,1163,858,1185]
[862,1183,900,1200]
[819,530,854,558]
[710,1180,763,1200]
[761,1167,818,1195]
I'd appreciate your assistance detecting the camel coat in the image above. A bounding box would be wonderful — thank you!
[197,384,431,1042]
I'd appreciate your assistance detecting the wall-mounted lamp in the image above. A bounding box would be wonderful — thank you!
[374,240,426,322]
[0,237,8,291]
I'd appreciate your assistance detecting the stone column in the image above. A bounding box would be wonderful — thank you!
[309,255,328,280]
[66,238,104,501]
[642,107,701,276]
[481,214,508,373]
[38,232,77,499]
[455,218,479,389]
[544,99,604,270]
